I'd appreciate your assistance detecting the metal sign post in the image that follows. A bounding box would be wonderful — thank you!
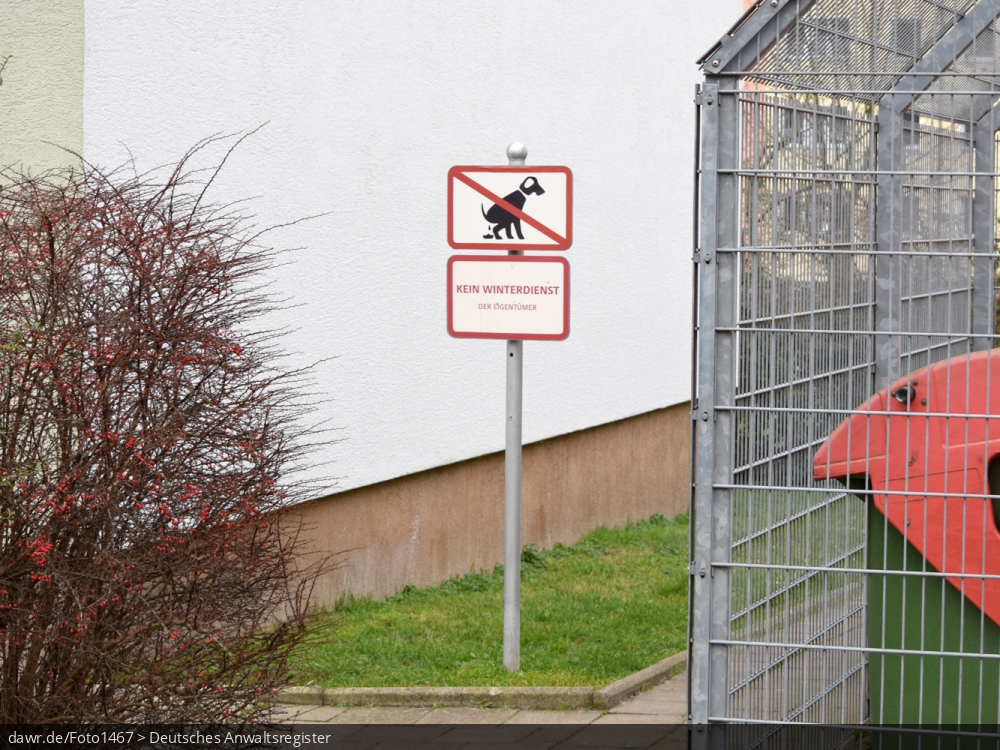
[446,143,572,673]
[503,141,526,673]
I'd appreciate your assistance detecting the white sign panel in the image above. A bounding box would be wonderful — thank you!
[447,255,570,340]
[448,166,572,251]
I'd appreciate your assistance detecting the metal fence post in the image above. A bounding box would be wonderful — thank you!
[974,112,997,352]
[691,76,738,729]
[875,101,904,391]
[691,80,718,728]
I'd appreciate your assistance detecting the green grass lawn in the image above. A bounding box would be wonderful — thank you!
[290,513,689,688]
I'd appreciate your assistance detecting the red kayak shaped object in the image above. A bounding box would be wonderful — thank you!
[814,349,1000,626]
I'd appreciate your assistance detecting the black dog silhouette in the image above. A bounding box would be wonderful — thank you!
[481,176,545,240]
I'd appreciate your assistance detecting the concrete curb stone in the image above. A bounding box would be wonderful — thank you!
[311,686,593,710]
[460,686,593,710]
[278,650,686,710]
[278,686,324,705]
[592,650,687,709]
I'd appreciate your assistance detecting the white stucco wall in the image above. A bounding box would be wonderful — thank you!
[0,0,83,171]
[83,0,742,494]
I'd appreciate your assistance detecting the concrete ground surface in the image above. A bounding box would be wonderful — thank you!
[273,669,688,727]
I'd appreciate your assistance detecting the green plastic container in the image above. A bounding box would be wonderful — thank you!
[866,500,1000,726]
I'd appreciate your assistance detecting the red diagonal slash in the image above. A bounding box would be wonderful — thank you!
[454,171,566,246]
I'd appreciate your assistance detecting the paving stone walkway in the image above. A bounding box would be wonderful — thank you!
[273,669,687,726]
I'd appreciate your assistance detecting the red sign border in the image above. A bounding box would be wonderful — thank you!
[447,166,573,251]
[447,254,570,341]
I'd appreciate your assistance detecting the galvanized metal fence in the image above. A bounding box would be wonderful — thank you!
[691,0,1000,732]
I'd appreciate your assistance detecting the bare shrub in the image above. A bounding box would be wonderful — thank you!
[0,145,328,722]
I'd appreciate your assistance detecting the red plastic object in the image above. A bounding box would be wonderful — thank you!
[814,349,1000,626]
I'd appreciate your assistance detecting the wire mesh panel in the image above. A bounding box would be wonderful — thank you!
[692,0,1000,734]
[728,89,873,724]
[895,110,974,372]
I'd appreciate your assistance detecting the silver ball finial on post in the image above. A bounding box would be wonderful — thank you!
[507,142,527,166]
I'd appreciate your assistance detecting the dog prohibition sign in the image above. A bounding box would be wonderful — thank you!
[448,166,573,251]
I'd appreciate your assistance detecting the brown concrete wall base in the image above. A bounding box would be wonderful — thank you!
[290,403,691,607]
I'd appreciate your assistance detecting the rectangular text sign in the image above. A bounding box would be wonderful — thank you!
[447,255,569,340]
[448,166,572,251]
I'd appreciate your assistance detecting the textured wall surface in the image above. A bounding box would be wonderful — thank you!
[83,1,741,494]
[291,403,691,606]
[0,0,83,171]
